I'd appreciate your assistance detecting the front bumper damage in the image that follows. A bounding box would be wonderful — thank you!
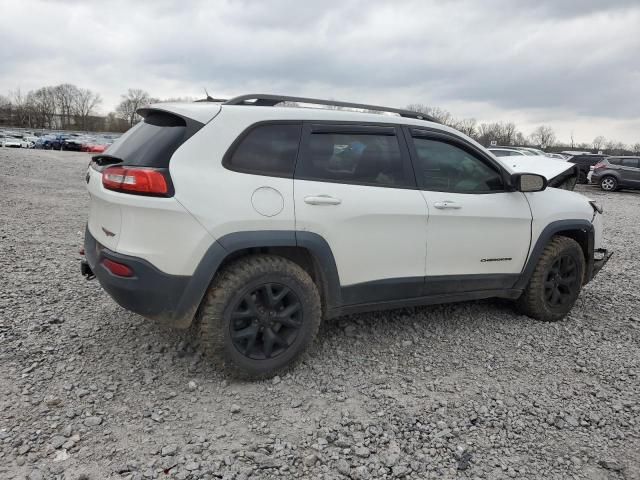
[591,248,613,280]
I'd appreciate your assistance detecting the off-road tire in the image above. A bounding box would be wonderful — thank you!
[516,236,585,322]
[195,254,321,379]
[600,175,617,192]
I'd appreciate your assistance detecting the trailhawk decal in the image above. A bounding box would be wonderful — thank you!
[481,257,512,263]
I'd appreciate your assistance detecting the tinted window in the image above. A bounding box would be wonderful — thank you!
[226,124,302,177]
[572,156,602,165]
[608,158,621,165]
[297,132,409,188]
[412,138,503,193]
[621,158,639,168]
[106,112,190,168]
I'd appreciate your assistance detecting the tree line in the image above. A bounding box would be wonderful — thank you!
[0,85,192,133]
[1,84,638,154]
[406,104,639,155]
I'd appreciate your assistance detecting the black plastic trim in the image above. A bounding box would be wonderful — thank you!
[223,93,440,122]
[339,289,522,317]
[341,277,424,305]
[340,274,521,308]
[84,227,191,322]
[514,219,595,290]
[424,274,521,295]
[86,227,342,327]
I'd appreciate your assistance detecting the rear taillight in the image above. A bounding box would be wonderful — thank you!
[102,166,171,196]
[102,258,134,277]
[593,162,606,170]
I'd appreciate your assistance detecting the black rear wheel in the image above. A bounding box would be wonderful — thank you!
[197,255,321,379]
[229,283,303,360]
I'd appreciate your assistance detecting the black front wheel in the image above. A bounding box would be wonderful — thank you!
[516,236,585,322]
[196,255,321,378]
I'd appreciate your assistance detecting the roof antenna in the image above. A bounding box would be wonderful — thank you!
[204,88,214,101]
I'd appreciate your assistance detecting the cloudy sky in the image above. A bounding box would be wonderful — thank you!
[1,0,639,144]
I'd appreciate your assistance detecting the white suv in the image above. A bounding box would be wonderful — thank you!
[82,94,611,378]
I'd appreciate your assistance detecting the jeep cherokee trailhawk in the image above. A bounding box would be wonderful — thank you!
[82,94,611,378]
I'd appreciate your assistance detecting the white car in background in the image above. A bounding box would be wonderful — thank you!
[1,137,24,148]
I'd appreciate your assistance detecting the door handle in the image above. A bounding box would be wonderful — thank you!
[304,195,342,206]
[433,200,462,209]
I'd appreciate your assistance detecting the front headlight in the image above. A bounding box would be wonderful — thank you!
[589,200,603,214]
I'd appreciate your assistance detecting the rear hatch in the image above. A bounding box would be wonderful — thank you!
[86,105,218,250]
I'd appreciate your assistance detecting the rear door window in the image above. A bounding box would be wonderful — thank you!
[296,126,413,188]
[224,123,302,178]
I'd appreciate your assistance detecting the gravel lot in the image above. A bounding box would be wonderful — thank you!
[1,148,639,480]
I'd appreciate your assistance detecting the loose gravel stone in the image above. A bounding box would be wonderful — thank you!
[83,416,102,427]
[0,149,639,479]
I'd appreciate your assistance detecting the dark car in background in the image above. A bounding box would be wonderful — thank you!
[567,154,608,183]
[589,156,640,191]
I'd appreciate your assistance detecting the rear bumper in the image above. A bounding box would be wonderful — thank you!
[84,227,195,326]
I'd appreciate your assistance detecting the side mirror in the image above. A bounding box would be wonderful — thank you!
[512,173,547,192]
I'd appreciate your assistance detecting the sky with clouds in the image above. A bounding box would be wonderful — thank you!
[1,0,638,144]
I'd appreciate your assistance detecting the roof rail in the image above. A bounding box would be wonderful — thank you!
[223,94,438,122]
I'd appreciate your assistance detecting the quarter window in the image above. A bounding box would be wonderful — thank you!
[297,131,410,188]
[412,137,504,193]
[225,124,302,177]
[621,158,639,168]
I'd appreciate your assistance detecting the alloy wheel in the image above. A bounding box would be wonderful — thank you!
[601,178,615,191]
[228,283,302,360]
[544,255,579,308]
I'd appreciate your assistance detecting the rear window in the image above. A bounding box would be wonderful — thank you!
[105,112,189,168]
[224,123,302,178]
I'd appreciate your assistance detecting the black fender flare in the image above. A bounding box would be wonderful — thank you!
[173,230,341,327]
[513,219,594,290]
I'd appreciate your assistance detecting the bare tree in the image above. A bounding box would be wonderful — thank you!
[605,140,627,156]
[406,104,458,127]
[529,125,556,149]
[73,88,102,130]
[475,122,521,146]
[456,118,477,137]
[633,143,640,154]
[30,87,57,129]
[9,89,32,127]
[592,136,606,152]
[116,89,153,126]
[514,131,528,146]
[54,84,81,129]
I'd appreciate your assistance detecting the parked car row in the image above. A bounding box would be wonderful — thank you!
[0,131,37,148]
[488,146,570,160]
[0,129,118,153]
[487,146,637,190]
